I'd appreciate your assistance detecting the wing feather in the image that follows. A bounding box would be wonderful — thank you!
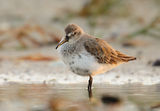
[84,38,136,64]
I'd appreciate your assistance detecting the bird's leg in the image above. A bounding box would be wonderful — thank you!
[88,75,93,99]
[88,75,93,91]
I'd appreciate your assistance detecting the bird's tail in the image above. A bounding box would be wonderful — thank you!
[116,51,136,62]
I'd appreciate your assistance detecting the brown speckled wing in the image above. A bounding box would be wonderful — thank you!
[84,38,136,64]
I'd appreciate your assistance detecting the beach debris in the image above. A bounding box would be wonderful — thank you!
[49,97,94,111]
[49,98,71,111]
[17,53,58,61]
[101,95,122,105]
[151,103,160,109]
[0,24,61,48]
[152,59,160,66]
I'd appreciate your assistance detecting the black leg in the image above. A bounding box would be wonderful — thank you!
[88,75,93,99]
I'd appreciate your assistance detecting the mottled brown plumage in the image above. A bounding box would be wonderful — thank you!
[84,38,136,64]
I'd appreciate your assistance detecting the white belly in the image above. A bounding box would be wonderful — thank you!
[61,51,112,76]
[58,43,118,76]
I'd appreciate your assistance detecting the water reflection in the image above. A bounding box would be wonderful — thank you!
[0,84,159,111]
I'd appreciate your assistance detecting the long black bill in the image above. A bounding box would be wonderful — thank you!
[56,38,68,49]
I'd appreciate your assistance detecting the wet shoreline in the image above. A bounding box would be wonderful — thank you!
[0,83,159,110]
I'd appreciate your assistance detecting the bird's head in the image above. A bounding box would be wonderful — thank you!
[56,24,84,49]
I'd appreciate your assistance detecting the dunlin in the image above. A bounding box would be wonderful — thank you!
[56,24,136,92]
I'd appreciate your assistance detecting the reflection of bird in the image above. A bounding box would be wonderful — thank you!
[56,24,136,92]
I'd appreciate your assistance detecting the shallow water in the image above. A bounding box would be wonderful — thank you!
[0,84,159,111]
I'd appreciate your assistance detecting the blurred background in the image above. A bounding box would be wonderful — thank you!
[0,0,160,49]
[0,0,160,111]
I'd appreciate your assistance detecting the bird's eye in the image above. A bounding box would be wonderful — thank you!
[73,32,77,35]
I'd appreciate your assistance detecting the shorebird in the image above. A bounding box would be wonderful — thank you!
[56,24,136,92]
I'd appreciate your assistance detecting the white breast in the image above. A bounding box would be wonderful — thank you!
[58,42,115,76]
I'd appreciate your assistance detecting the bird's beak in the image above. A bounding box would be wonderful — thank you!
[56,38,68,49]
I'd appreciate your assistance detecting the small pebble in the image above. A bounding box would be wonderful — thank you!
[152,59,160,66]
[101,95,121,105]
